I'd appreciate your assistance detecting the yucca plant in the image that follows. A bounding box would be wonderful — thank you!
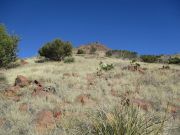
[76,105,166,135]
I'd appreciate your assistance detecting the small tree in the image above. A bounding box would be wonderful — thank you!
[0,24,19,67]
[38,39,72,61]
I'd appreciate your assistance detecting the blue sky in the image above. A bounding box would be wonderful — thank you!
[0,0,180,57]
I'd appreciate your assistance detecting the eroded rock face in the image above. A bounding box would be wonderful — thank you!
[34,110,56,135]
[15,75,30,87]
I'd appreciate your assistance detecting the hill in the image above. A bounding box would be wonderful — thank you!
[0,55,180,135]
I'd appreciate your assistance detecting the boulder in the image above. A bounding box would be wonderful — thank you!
[15,75,29,87]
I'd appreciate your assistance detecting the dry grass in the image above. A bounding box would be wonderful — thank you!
[0,55,180,135]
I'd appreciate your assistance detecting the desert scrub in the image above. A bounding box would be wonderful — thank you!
[99,61,114,71]
[77,49,85,54]
[64,57,75,63]
[75,105,165,135]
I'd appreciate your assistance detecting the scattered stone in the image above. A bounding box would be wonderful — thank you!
[32,87,48,97]
[34,110,56,135]
[123,65,145,74]
[15,75,30,87]
[4,85,20,97]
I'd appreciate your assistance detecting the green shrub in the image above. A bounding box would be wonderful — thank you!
[168,57,180,64]
[0,24,20,67]
[77,49,85,54]
[140,55,160,63]
[99,61,114,71]
[64,57,75,63]
[76,106,165,135]
[38,39,72,61]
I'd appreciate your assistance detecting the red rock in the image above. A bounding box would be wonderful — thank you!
[15,75,29,87]
[35,110,55,134]
[4,85,21,101]
[53,111,62,120]
[32,87,48,97]
[19,103,29,112]
[131,98,153,111]
[5,86,20,93]
[4,85,20,97]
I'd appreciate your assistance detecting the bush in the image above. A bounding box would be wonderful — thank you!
[99,61,114,71]
[140,55,160,63]
[0,24,20,67]
[38,39,72,61]
[106,50,138,59]
[168,57,180,64]
[77,49,85,54]
[76,105,165,135]
[64,57,75,63]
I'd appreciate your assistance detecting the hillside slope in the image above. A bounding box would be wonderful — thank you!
[0,55,180,135]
